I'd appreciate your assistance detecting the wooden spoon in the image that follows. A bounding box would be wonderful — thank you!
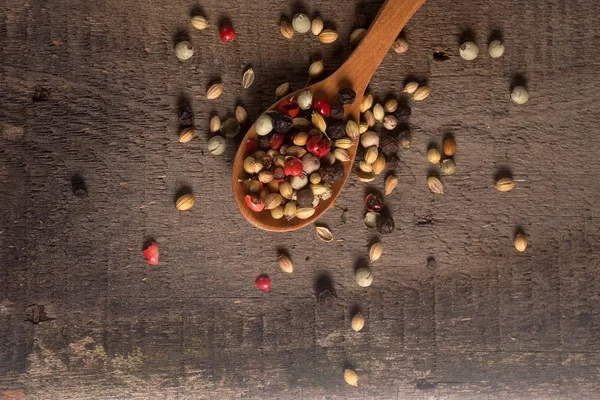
[232,0,426,231]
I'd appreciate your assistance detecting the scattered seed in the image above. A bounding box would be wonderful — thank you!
[427,176,444,194]
[316,226,334,242]
[514,233,527,252]
[311,17,324,36]
[275,82,290,98]
[459,41,479,60]
[309,60,324,79]
[392,37,408,53]
[319,29,338,44]
[207,83,224,99]
[242,67,255,89]
[235,106,248,124]
[511,86,529,104]
[280,19,294,39]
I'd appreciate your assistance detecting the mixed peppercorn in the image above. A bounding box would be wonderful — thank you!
[240,88,356,221]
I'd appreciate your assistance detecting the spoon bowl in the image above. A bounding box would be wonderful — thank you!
[232,0,426,231]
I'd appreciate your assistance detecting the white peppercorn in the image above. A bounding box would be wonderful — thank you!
[511,86,529,104]
[459,41,478,61]
[175,41,193,61]
[292,14,311,34]
[207,135,226,155]
[296,90,313,110]
[488,40,505,58]
[255,114,273,136]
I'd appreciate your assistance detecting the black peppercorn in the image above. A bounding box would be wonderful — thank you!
[327,121,346,140]
[376,213,395,234]
[329,103,345,120]
[297,188,314,208]
[394,104,411,122]
[386,155,400,170]
[298,108,313,119]
[258,135,271,150]
[71,174,88,198]
[338,88,356,104]
[272,114,293,134]
[320,162,344,183]
[380,135,399,157]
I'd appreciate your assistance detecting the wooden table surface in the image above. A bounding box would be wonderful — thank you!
[1,0,599,399]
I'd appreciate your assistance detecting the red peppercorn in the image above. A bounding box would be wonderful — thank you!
[272,167,286,181]
[278,99,300,118]
[284,158,304,177]
[270,132,285,150]
[365,193,383,212]
[245,194,265,212]
[219,25,236,42]
[245,139,258,155]
[143,242,159,265]
[255,274,271,291]
[312,98,331,117]
[306,135,332,158]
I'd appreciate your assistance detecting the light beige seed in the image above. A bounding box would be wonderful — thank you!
[413,86,431,101]
[372,154,386,175]
[346,120,360,139]
[344,369,358,387]
[365,146,378,164]
[191,16,208,30]
[318,29,338,44]
[334,148,351,162]
[384,98,398,113]
[360,131,379,149]
[311,17,324,36]
[369,242,382,261]
[403,81,419,94]
[373,103,385,122]
[514,234,527,252]
[206,83,224,100]
[242,67,255,89]
[310,172,321,184]
[427,148,441,164]
[293,132,309,146]
[243,157,256,174]
[359,161,373,173]
[286,146,307,158]
[312,112,327,132]
[178,126,196,143]
[296,207,316,219]
[283,201,297,220]
[363,110,375,127]
[392,37,409,53]
[360,93,373,112]
[359,122,368,134]
[495,177,515,192]
[264,193,284,210]
[309,60,324,79]
[275,82,290,98]
[209,115,221,133]
[280,19,294,40]
[384,174,398,195]
[235,106,247,124]
[270,205,284,219]
[175,194,195,211]
[278,254,293,273]
[279,181,293,199]
[351,313,365,332]
[316,226,333,242]
[335,137,354,149]
[427,176,444,194]
[383,114,398,130]
[258,170,273,184]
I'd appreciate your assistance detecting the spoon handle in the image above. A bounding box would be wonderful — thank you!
[335,0,426,95]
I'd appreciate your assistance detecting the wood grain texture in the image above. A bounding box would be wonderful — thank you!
[232,0,426,231]
[1,0,600,399]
